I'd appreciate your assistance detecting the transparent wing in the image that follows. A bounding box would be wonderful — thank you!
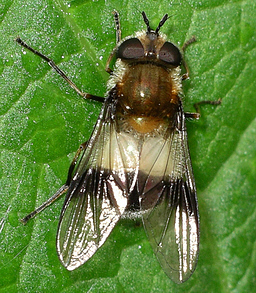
[56,96,139,271]
[140,105,199,283]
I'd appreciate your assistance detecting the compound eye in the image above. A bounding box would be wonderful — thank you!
[159,42,182,66]
[116,38,144,59]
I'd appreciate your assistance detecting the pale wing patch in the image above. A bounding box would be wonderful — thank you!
[57,98,139,270]
[140,109,199,283]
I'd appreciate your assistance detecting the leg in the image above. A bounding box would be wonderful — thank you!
[185,98,222,119]
[181,36,221,117]
[193,98,222,114]
[185,112,200,119]
[105,10,121,74]
[20,184,69,224]
[20,142,87,224]
[16,38,105,103]
[65,141,87,185]
[181,36,196,80]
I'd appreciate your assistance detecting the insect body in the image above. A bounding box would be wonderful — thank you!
[18,11,199,283]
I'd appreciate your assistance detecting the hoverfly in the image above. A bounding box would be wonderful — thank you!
[17,11,204,283]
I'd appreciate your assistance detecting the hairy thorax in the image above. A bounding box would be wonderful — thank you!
[115,63,181,134]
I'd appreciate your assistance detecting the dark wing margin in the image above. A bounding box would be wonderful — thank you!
[140,106,199,283]
[56,95,129,271]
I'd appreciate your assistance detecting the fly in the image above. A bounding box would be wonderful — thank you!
[16,11,220,283]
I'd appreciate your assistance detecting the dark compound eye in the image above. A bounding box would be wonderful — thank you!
[159,42,182,66]
[116,38,144,59]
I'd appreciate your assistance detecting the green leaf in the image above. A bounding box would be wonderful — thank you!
[1,0,256,292]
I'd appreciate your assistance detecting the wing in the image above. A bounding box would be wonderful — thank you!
[56,95,139,271]
[139,104,199,283]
